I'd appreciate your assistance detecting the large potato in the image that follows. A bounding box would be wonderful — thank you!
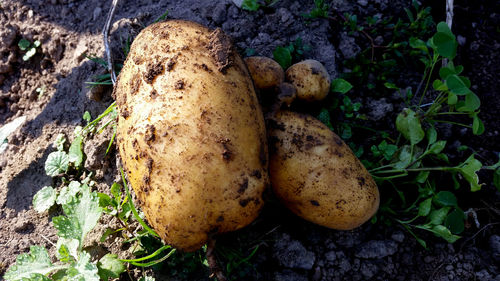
[267,111,379,230]
[115,20,269,251]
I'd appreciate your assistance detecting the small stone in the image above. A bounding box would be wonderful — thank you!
[489,235,500,262]
[360,262,379,279]
[339,32,361,59]
[27,9,34,18]
[355,240,398,259]
[445,265,454,271]
[274,270,308,281]
[367,98,393,121]
[274,233,316,270]
[457,35,466,46]
[325,251,336,262]
[357,0,368,6]
[212,2,227,25]
[391,231,405,243]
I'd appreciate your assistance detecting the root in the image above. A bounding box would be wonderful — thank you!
[206,237,227,281]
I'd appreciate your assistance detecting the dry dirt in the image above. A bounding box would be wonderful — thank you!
[1,0,499,280]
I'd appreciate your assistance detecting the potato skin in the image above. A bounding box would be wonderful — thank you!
[244,56,284,90]
[115,20,269,251]
[285,59,330,101]
[267,111,379,230]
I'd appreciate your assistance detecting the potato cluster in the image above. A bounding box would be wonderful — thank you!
[115,20,379,252]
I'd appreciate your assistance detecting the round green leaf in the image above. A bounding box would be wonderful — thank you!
[45,151,69,177]
[434,191,457,207]
[33,186,56,213]
[445,209,465,234]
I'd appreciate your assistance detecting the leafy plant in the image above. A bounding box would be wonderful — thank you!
[241,0,279,11]
[302,0,329,19]
[18,38,41,61]
[316,2,486,246]
[272,38,311,69]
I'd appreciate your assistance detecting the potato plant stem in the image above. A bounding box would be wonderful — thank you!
[206,237,228,281]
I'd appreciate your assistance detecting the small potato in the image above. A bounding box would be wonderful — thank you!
[277,82,297,107]
[285,59,330,101]
[267,111,379,230]
[245,56,284,90]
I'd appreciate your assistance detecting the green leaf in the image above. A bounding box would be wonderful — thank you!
[394,145,413,169]
[56,181,81,205]
[416,171,430,183]
[429,225,460,243]
[317,109,333,130]
[409,37,428,53]
[384,82,399,90]
[45,151,69,177]
[331,78,353,94]
[428,140,446,154]
[83,111,91,123]
[447,92,458,105]
[472,115,485,135]
[426,126,437,145]
[445,209,465,234]
[446,74,472,95]
[97,254,125,280]
[110,183,122,202]
[4,246,55,281]
[433,191,458,207]
[33,186,56,213]
[54,186,102,249]
[24,47,37,60]
[241,0,259,11]
[432,22,457,59]
[432,79,448,91]
[418,198,432,217]
[396,108,425,145]
[56,241,76,263]
[33,40,41,48]
[54,134,66,151]
[493,169,500,192]
[429,207,451,225]
[66,252,99,281]
[68,135,84,168]
[18,38,31,50]
[457,155,483,192]
[460,92,480,112]
[272,46,292,70]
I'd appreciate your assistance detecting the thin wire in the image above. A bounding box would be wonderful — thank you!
[103,0,120,86]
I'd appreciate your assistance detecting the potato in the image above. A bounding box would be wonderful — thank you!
[267,111,379,230]
[115,20,269,252]
[244,56,284,90]
[285,59,330,101]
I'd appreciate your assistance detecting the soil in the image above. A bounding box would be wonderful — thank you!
[1,0,499,280]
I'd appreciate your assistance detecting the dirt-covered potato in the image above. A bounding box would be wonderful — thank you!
[267,111,379,230]
[285,59,330,101]
[244,56,284,90]
[115,20,269,252]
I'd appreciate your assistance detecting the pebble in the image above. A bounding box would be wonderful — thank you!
[274,233,316,270]
[489,235,500,262]
[355,240,398,259]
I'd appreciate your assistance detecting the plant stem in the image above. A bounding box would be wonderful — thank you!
[206,237,228,281]
[372,166,455,175]
[418,57,439,107]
